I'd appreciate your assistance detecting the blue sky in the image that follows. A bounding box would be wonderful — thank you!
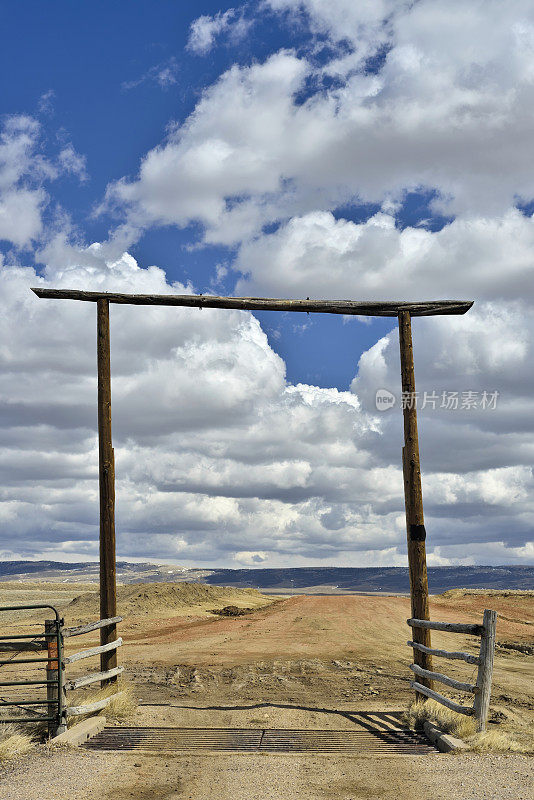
[1,0,533,567]
[1,0,412,388]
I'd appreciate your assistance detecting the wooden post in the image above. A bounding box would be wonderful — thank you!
[97,299,118,684]
[45,619,66,737]
[474,609,497,731]
[398,310,433,696]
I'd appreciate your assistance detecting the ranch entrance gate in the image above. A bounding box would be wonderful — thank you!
[31,288,474,703]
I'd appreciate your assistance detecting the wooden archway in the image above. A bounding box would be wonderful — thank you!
[32,287,473,692]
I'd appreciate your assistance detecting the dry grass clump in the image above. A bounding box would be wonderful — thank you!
[68,681,137,727]
[102,684,137,722]
[405,698,477,739]
[0,724,34,762]
[405,699,528,752]
[468,729,525,753]
[440,589,534,599]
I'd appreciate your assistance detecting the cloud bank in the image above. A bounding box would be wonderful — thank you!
[1,1,533,568]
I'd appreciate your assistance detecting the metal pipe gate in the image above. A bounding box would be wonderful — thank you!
[0,605,66,736]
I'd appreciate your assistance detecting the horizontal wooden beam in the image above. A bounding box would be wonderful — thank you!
[409,682,475,715]
[66,666,124,691]
[409,663,478,694]
[408,618,483,636]
[62,616,122,638]
[407,640,479,665]
[31,288,473,317]
[64,636,122,664]
[66,690,125,717]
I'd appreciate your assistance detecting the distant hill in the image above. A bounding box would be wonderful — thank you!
[203,565,534,593]
[0,560,158,576]
[66,581,268,619]
[0,560,208,584]
[0,561,531,593]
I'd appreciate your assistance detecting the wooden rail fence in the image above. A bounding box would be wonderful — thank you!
[60,615,124,720]
[407,609,497,732]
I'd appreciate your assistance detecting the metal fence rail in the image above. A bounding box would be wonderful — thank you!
[0,605,124,737]
[0,605,65,733]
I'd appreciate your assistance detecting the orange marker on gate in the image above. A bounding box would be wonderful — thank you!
[47,637,58,670]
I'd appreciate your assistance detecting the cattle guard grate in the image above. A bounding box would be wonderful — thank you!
[84,726,438,754]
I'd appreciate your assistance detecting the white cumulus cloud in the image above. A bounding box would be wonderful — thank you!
[105,0,534,244]
[187,8,251,55]
[0,116,87,248]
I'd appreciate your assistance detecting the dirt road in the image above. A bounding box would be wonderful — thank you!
[114,593,534,717]
[1,745,532,800]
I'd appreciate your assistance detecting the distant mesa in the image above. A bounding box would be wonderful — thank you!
[0,561,532,593]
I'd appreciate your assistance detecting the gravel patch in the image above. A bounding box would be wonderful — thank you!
[0,747,123,800]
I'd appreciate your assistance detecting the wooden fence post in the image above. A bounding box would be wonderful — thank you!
[474,609,497,732]
[398,311,433,696]
[45,619,66,737]
[97,299,118,684]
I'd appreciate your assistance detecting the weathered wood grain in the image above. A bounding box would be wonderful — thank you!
[409,681,475,716]
[474,609,497,732]
[399,310,432,694]
[407,618,483,636]
[407,640,480,665]
[64,637,122,664]
[409,663,477,694]
[66,666,124,691]
[97,298,118,684]
[66,690,125,717]
[31,288,474,317]
[62,616,123,638]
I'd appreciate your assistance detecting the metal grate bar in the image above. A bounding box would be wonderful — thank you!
[84,727,438,755]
